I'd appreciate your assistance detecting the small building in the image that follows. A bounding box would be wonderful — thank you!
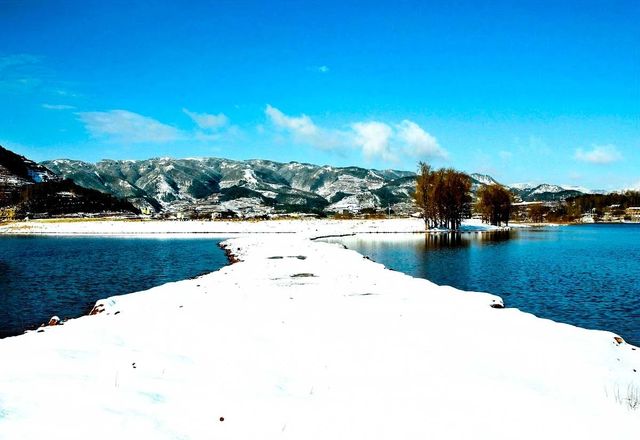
[625,207,640,222]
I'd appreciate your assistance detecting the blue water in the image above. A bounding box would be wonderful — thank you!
[0,235,228,338]
[326,224,640,345]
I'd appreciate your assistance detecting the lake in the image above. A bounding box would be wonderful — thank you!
[0,235,228,338]
[324,224,640,346]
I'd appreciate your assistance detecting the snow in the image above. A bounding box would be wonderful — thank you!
[243,168,258,185]
[327,193,379,212]
[509,182,537,190]
[561,184,593,193]
[215,197,274,217]
[510,183,593,194]
[257,189,278,199]
[155,177,175,195]
[315,174,384,199]
[0,218,452,235]
[470,173,499,185]
[0,219,638,439]
[530,184,567,195]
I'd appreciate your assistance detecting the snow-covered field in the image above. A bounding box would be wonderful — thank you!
[0,219,638,439]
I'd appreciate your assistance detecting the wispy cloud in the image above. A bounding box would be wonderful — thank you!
[0,54,80,100]
[0,54,42,71]
[308,65,330,73]
[265,104,346,149]
[77,108,242,145]
[574,144,622,164]
[42,103,76,110]
[77,110,183,143]
[183,108,229,130]
[265,105,318,137]
[265,105,448,163]
[52,88,80,98]
[0,53,44,91]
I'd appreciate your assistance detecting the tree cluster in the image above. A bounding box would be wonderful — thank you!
[414,162,472,230]
[476,184,513,226]
[527,204,549,223]
[564,191,640,219]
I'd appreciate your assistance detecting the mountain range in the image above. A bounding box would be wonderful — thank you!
[41,156,592,216]
[0,144,600,218]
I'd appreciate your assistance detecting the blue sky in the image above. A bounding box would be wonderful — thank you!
[1,0,638,190]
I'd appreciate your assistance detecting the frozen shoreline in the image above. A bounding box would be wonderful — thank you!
[0,219,639,438]
[0,217,507,236]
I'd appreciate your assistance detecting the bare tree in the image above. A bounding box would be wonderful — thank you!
[476,184,513,226]
[414,163,472,230]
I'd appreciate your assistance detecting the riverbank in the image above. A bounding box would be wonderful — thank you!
[0,217,505,236]
[0,219,638,438]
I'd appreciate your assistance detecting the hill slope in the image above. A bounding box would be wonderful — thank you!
[0,146,139,218]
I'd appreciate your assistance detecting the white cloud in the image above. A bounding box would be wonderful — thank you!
[77,110,183,143]
[351,122,395,161]
[396,120,447,159]
[264,105,449,163]
[351,119,447,162]
[575,144,622,164]
[317,65,329,73]
[183,108,229,130]
[42,103,75,110]
[265,104,319,137]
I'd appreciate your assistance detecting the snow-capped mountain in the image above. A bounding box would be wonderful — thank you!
[470,173,500,186]
[507,182,589,202]
[43,157,415,215]
[41,154,598,215]
[509,182,536,191]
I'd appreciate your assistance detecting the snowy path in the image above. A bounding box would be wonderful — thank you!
[0,220,638,439]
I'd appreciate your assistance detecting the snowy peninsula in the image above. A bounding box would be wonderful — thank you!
[0,218,638,439]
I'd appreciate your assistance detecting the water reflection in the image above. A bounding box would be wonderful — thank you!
[423,230,514,250]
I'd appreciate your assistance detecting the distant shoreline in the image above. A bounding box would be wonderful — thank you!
[0,217,508,236]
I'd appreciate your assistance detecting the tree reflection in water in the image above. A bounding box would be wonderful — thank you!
[423,230,513,250]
